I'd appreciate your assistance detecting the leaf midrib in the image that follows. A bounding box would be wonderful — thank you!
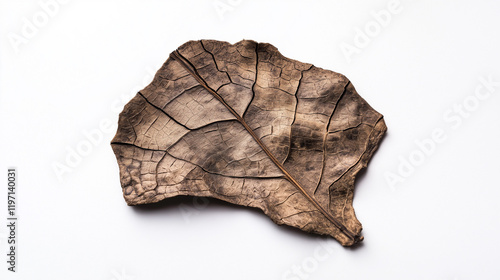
[170,46,359,242]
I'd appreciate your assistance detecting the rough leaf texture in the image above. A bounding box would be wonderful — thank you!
[111,39,386,246]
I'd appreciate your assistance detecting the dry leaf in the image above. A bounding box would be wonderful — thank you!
[111,39,386,246]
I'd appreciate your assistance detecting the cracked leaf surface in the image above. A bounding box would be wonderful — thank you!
[111,39,387,246]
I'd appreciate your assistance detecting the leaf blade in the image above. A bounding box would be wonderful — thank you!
[111,39,387,246]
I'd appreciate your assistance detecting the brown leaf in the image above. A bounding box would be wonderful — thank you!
[111,39,386,246]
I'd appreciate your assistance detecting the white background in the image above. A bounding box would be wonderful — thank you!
[1,0,500,279]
